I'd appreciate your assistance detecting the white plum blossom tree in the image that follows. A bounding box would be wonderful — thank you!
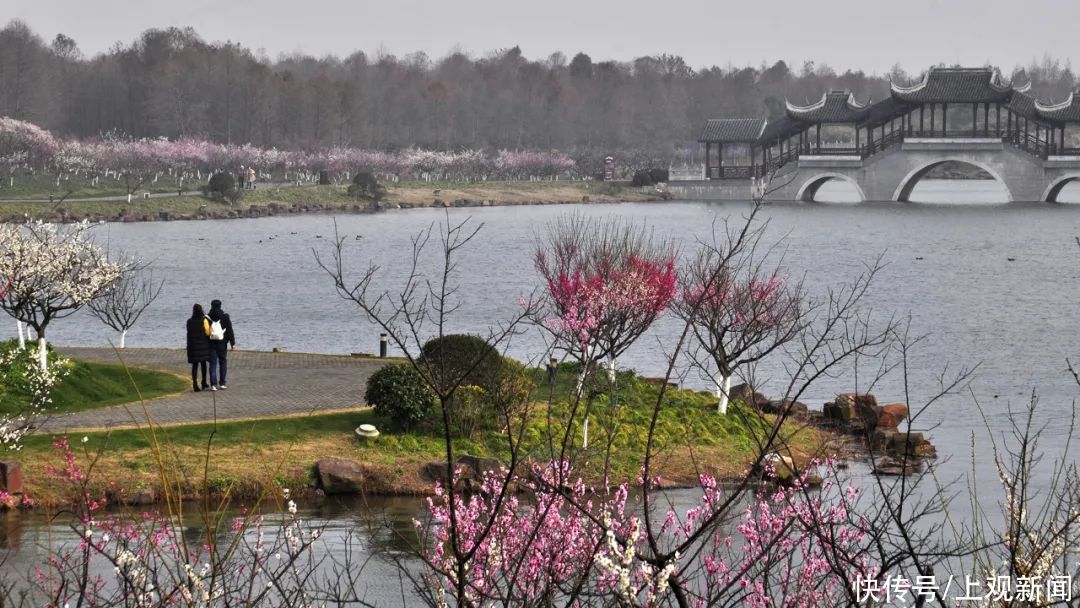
[87,258,165,348]
[0,220,124,370]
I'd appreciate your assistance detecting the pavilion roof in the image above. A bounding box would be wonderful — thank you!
[786,90,868,123]
[890,67,1013,103]
[698,118,767,142]
[758,115,808,144]
[857,97,915,127]
[1006,87,1041,121]
[1036,91,1080,122]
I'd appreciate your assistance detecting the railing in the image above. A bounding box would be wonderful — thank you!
[708,166,765,179]
[862,130,905,158]
[905,129,1009,139]
[1005,131,1050,159]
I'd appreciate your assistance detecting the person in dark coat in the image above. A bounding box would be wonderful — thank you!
[207,299,236,390]
[186,303,211,392]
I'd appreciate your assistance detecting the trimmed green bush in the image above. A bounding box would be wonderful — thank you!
[419,334,504,392]
[205,171,242,204]
[364,364,437,431]
[348,169,386,201]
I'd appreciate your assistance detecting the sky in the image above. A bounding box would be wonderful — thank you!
[7,0,1077,75]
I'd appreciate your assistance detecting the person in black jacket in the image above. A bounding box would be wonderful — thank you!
[207,299,236,390]
[186,303,211,392]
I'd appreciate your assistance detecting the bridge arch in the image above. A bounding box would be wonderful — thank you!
[796,173,866,203]
[892,159,1013,203]
[1042,175,1080,203]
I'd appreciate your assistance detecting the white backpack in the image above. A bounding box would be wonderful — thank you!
[209,317,226,340]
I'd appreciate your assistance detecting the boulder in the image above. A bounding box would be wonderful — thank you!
[124,487,157,506]
[874,455,924,476]
[877,403,909,430]
[455,455,504,479]
[0,462,23,494]
[420,461,452,483]
[762,453,795,482]
[886,432,936,458]
[823,400,855,422]
[316,457,365,495]
[730,383,768,407]
[762,400,808,419]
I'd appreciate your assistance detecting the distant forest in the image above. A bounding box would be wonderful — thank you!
[2,20,1078,156]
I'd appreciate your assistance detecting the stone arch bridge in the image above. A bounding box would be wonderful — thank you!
[683,66,1080,203]
[769,138,1080,202]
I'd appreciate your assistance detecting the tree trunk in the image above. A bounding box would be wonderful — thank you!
[127,192,133,203]
[37,336,48,372]
[607,356,616,382]
[16,321,25,349]
[715,371,731,415]
[120,329,127,349]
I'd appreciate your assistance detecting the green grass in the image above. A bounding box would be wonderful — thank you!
[1,358,187,417]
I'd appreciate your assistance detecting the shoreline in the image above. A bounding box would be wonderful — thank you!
[0,183,666,224]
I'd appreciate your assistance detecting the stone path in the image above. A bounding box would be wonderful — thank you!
[41,347,389,432]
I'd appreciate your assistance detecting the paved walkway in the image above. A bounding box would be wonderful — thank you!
[41,347,389,432]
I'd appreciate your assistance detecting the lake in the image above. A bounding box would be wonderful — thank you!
[5,179,1080,599]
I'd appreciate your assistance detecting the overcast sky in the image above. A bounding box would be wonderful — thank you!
[9,0,1077,74]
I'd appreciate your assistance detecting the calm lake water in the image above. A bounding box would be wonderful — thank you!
[5,178,1080,598]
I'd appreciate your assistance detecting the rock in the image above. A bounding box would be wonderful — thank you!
[823,400,854,422]
[124,487,156,506]
[886,432,935,458]
[763,453,795,481]
[354,424,380,440]
[581,195,590,203]
[730,383,767,407]
[0,462,23,494]
[874,456,921,476]
[420,461,452,483]
[762,400,808,419]
[316,457,365,495]
[455,455,504,479]
[877,403,909,430]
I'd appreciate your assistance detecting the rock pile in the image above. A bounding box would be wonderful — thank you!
[819,392,935,476]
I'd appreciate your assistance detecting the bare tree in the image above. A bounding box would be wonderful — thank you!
[87,259,165,348]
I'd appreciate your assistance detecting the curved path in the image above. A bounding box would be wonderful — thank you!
[41,347,388,432]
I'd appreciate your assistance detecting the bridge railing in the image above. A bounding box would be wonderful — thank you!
[708,166,766,179]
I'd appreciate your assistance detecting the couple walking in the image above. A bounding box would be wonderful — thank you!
[185,299,236,392]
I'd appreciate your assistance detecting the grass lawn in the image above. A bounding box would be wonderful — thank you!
[0,356,188,417]
[12,366,829,506]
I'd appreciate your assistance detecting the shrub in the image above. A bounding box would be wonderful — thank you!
[348,169,386,201]
[631,169,653,187]
[631,168,669,187]
[364,364,437,431]
[419,334,504,392]
[205,171,242,204]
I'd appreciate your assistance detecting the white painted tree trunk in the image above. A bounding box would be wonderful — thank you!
[16,321,25,349]
[119,329,127,349]
[37,336,48,372]
[582,415,590,449]
[715,371,731,415]
[127,192,133,203]
[607,356,617,382]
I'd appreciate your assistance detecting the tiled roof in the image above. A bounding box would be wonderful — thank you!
[858,97,914,127]
[890,67,1013,103]
[758,115,808,144]
[698,118,767,142]
[1036,91,1080,122]
[1007,89,1039,121]
[786,90,867,123]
